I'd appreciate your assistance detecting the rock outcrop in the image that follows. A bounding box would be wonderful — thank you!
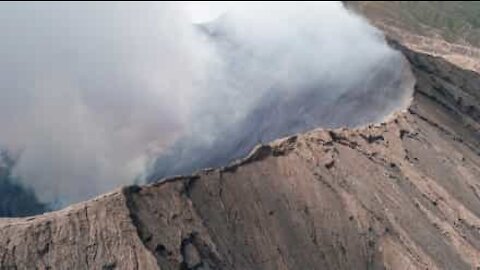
[1,41,479,269]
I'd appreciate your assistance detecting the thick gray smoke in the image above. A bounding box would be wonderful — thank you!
[0,2,413,207]
[151,1,415,179]
[0,2,205,204]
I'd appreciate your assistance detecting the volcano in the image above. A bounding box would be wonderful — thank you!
[1,41,480,269]
[1,3,480,270]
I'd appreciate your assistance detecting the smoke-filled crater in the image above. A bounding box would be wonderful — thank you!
[0,2,414,215]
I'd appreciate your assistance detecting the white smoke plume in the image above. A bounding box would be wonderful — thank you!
[0,2,413,207]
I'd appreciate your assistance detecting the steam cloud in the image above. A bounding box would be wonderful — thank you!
[0,2,414,207]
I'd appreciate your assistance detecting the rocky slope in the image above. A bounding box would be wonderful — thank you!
[0,40,479,269]
[345,2,480,46]
[345,1,480,73]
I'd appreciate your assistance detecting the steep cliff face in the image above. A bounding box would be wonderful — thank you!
[0,42,479,269]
